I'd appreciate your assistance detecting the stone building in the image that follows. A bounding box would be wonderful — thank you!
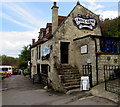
[30,2,120,93]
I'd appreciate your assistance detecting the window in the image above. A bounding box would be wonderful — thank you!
[41,44,50,60]
[100,38,120,54]
[2,68,8,71]
[36,47,38,60]
[9,68,12,70]
[39,46,41,59]
[46,27,49,34]
[40,32,44,39]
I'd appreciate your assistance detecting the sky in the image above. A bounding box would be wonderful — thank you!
[0,0,119,58]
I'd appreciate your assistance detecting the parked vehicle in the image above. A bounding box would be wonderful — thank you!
[17,69,21,75]
[23,69,30,76]
[12,68,17,75]
[0,66,12,79]
[12,68,21,75]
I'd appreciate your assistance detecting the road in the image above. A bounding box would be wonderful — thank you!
[1,75,118,106]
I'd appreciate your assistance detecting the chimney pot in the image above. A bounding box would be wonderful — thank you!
[32,39,35,45]
[54,2,56,6]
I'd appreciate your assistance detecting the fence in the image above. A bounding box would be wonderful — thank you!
[104,65,120,94]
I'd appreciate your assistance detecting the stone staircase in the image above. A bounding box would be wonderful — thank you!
[57,64,81,92]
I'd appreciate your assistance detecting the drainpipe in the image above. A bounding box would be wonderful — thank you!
[30,45,32,79]
[91,37,99,85]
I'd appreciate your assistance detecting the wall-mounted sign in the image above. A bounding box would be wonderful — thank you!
[81,45,88,54]
[73,14,97,30]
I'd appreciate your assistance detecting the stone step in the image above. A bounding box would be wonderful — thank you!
[58,71,79,75]
[61,77,81,81]
[57,65,79,70]
[60,73,80,78]
[59,71,80,75]
[64,84,80,90]
[63,81,80,86]
[57,67,79,70]
[56,66,72,70]
[61,78,80,83]
[61,69,79,72]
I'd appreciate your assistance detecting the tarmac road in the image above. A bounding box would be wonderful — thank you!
[1,75,118,106]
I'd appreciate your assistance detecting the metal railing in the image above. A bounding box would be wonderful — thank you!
[104,65,120,94]
[82,64,92,88]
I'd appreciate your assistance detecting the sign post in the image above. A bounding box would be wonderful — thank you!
[81,76,90,91]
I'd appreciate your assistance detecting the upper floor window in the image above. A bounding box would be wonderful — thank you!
[46,27,49,34]
[39,46,41,59]
[40,32,44,39]
[100,39,120,54]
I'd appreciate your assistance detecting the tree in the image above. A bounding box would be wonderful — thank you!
[0,55,19,67]
[100,17,120,37]
[18,45,31,70]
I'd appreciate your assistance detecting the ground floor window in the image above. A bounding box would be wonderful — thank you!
[41,64,50,76]
[40,64,50,85]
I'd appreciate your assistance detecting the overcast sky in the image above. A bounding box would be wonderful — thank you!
[0,0,119,58]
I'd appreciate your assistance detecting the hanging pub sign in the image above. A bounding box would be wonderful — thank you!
[73,14,97,30]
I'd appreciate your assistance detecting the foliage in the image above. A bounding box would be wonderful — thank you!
[100,17,120,37]
[0,55,19,67]
[18,45,31,70]
[23,68,30,76]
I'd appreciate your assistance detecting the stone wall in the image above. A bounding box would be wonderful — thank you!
[31,3,102,91]
[53,4,101,66]
[74,37,98,86]
[31,47,37,78]
[97,54,120,83]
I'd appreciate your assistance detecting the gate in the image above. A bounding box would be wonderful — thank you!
[82,64,92,88]
[104,65,120,94]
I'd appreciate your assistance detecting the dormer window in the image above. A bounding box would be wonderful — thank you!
[46,27,49,34]
[40,32,44,39]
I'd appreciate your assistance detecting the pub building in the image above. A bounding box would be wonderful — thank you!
[30,2,120,93]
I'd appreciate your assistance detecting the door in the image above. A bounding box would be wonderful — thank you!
[37,64,40,74]
[60,42,69,64]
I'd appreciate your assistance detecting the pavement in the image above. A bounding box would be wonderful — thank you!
[0,75,119,106]
[90,82,119,104]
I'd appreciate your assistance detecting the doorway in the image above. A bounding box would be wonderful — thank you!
[60,42,70,64]
[37,64,40,74]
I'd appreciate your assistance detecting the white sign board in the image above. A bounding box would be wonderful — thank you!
[81,45,88,54]
[81,76,90,90]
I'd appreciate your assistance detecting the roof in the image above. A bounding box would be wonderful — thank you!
[31,16,66,48]
[31,1,100,48]
[52,2,99,36]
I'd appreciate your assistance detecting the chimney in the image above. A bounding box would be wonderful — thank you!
[32,39,35,45]
[51,2,59,34]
